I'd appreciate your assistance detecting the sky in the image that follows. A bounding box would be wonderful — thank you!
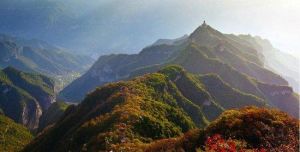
[69,0,300,56]
[0,0,299,57]
[112,0,299,56]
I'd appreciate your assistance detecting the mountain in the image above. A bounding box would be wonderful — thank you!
[38,101,69,132]
[234,34,300,93]
[60,22,298,118]
[23,67,297,151]
[59,44,184,101]
[0,67,55,130]
[0,114,33,152]
[188,23,286,85]
[167,44,299,117]
[0,34,94,76]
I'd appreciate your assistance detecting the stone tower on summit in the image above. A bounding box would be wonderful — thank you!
[202,20,207,27]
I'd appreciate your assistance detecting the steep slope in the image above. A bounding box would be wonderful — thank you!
[0,67,55,130]
[0,114,33,152]
[0,34,94,76]
[23,66,267,152]
[38,101,69,132]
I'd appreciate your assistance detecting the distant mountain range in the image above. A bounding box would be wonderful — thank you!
[151,34,189,46]
[23,66,299,151]
[248,36,300,93]
[59,23,298,118]
[0,0,182,54]
[0,67,55,130]
[0,34,94,76]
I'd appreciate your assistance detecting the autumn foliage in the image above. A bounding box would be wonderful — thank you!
[22,66,299,152]
[206,106,299,151]
[145,107,299,152]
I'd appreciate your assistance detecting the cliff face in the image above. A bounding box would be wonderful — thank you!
[0,67,55,130]
[21,99,42,129]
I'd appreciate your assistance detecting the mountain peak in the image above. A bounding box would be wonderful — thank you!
[190,20,218,36]
[188,22,225,47]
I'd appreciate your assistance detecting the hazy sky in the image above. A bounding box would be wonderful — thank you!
[175,0,300,56]
[1,0,299,57]
[69,0,300,55]
[68,0,299,55]
[108,0,299,56]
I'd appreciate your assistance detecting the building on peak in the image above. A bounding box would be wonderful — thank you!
[202,20,207,27]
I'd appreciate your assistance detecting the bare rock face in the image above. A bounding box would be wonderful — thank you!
[17,93,54,130]
[21,100,42,130]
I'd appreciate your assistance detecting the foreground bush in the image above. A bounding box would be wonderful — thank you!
[145,107,299,152]
[206,106,299,151]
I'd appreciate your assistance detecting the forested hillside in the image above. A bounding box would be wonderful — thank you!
[23,66,298,151]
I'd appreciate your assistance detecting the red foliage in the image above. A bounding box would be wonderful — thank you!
[205,134,268,152]
[206,107,299,151]
[205,134,237,152]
